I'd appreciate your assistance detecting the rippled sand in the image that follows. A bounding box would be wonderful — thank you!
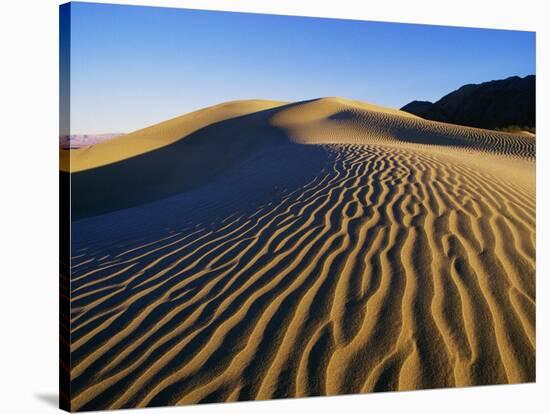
[65,98,535,411]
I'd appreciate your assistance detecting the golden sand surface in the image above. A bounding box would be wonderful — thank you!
[67,98,535,411]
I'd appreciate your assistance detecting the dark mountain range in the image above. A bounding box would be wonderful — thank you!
[401,75,535,132]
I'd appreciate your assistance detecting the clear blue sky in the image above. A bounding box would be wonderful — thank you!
[64,2,535,134]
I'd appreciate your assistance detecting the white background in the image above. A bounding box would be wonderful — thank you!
[1,0,548,412]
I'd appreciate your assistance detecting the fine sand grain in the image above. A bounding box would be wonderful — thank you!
[67,98,535,411]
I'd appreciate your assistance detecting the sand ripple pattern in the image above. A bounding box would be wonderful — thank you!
[272,99,535,160]
[70,142,535,410]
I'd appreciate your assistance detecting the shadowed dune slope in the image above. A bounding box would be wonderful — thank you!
[68,97,535,411]
[67,98,534,219]
[60,99,287,172]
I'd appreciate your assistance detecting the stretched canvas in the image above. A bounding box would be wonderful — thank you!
[59,2,536,411]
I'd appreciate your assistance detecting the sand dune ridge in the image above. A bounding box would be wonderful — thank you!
[67,97,535,410]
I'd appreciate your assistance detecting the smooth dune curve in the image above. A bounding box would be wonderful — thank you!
[60,99,287,173]
[68,97,535,411]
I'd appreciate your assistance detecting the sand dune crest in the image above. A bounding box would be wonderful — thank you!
[67,97,535,410]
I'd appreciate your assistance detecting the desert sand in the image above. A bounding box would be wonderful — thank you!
[65,97,535,411]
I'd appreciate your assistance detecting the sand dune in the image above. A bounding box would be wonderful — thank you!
[60,99,286,172]
[67,97,535,411]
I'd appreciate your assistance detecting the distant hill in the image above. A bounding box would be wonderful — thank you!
[401,75,535,132]
[59,133,124,149]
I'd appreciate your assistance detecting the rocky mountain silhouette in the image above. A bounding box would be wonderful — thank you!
[401,75,535,132]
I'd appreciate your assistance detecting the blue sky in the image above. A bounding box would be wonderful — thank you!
[64,2,535,134]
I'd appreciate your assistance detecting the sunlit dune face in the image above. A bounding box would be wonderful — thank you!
[66,97,535,410]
